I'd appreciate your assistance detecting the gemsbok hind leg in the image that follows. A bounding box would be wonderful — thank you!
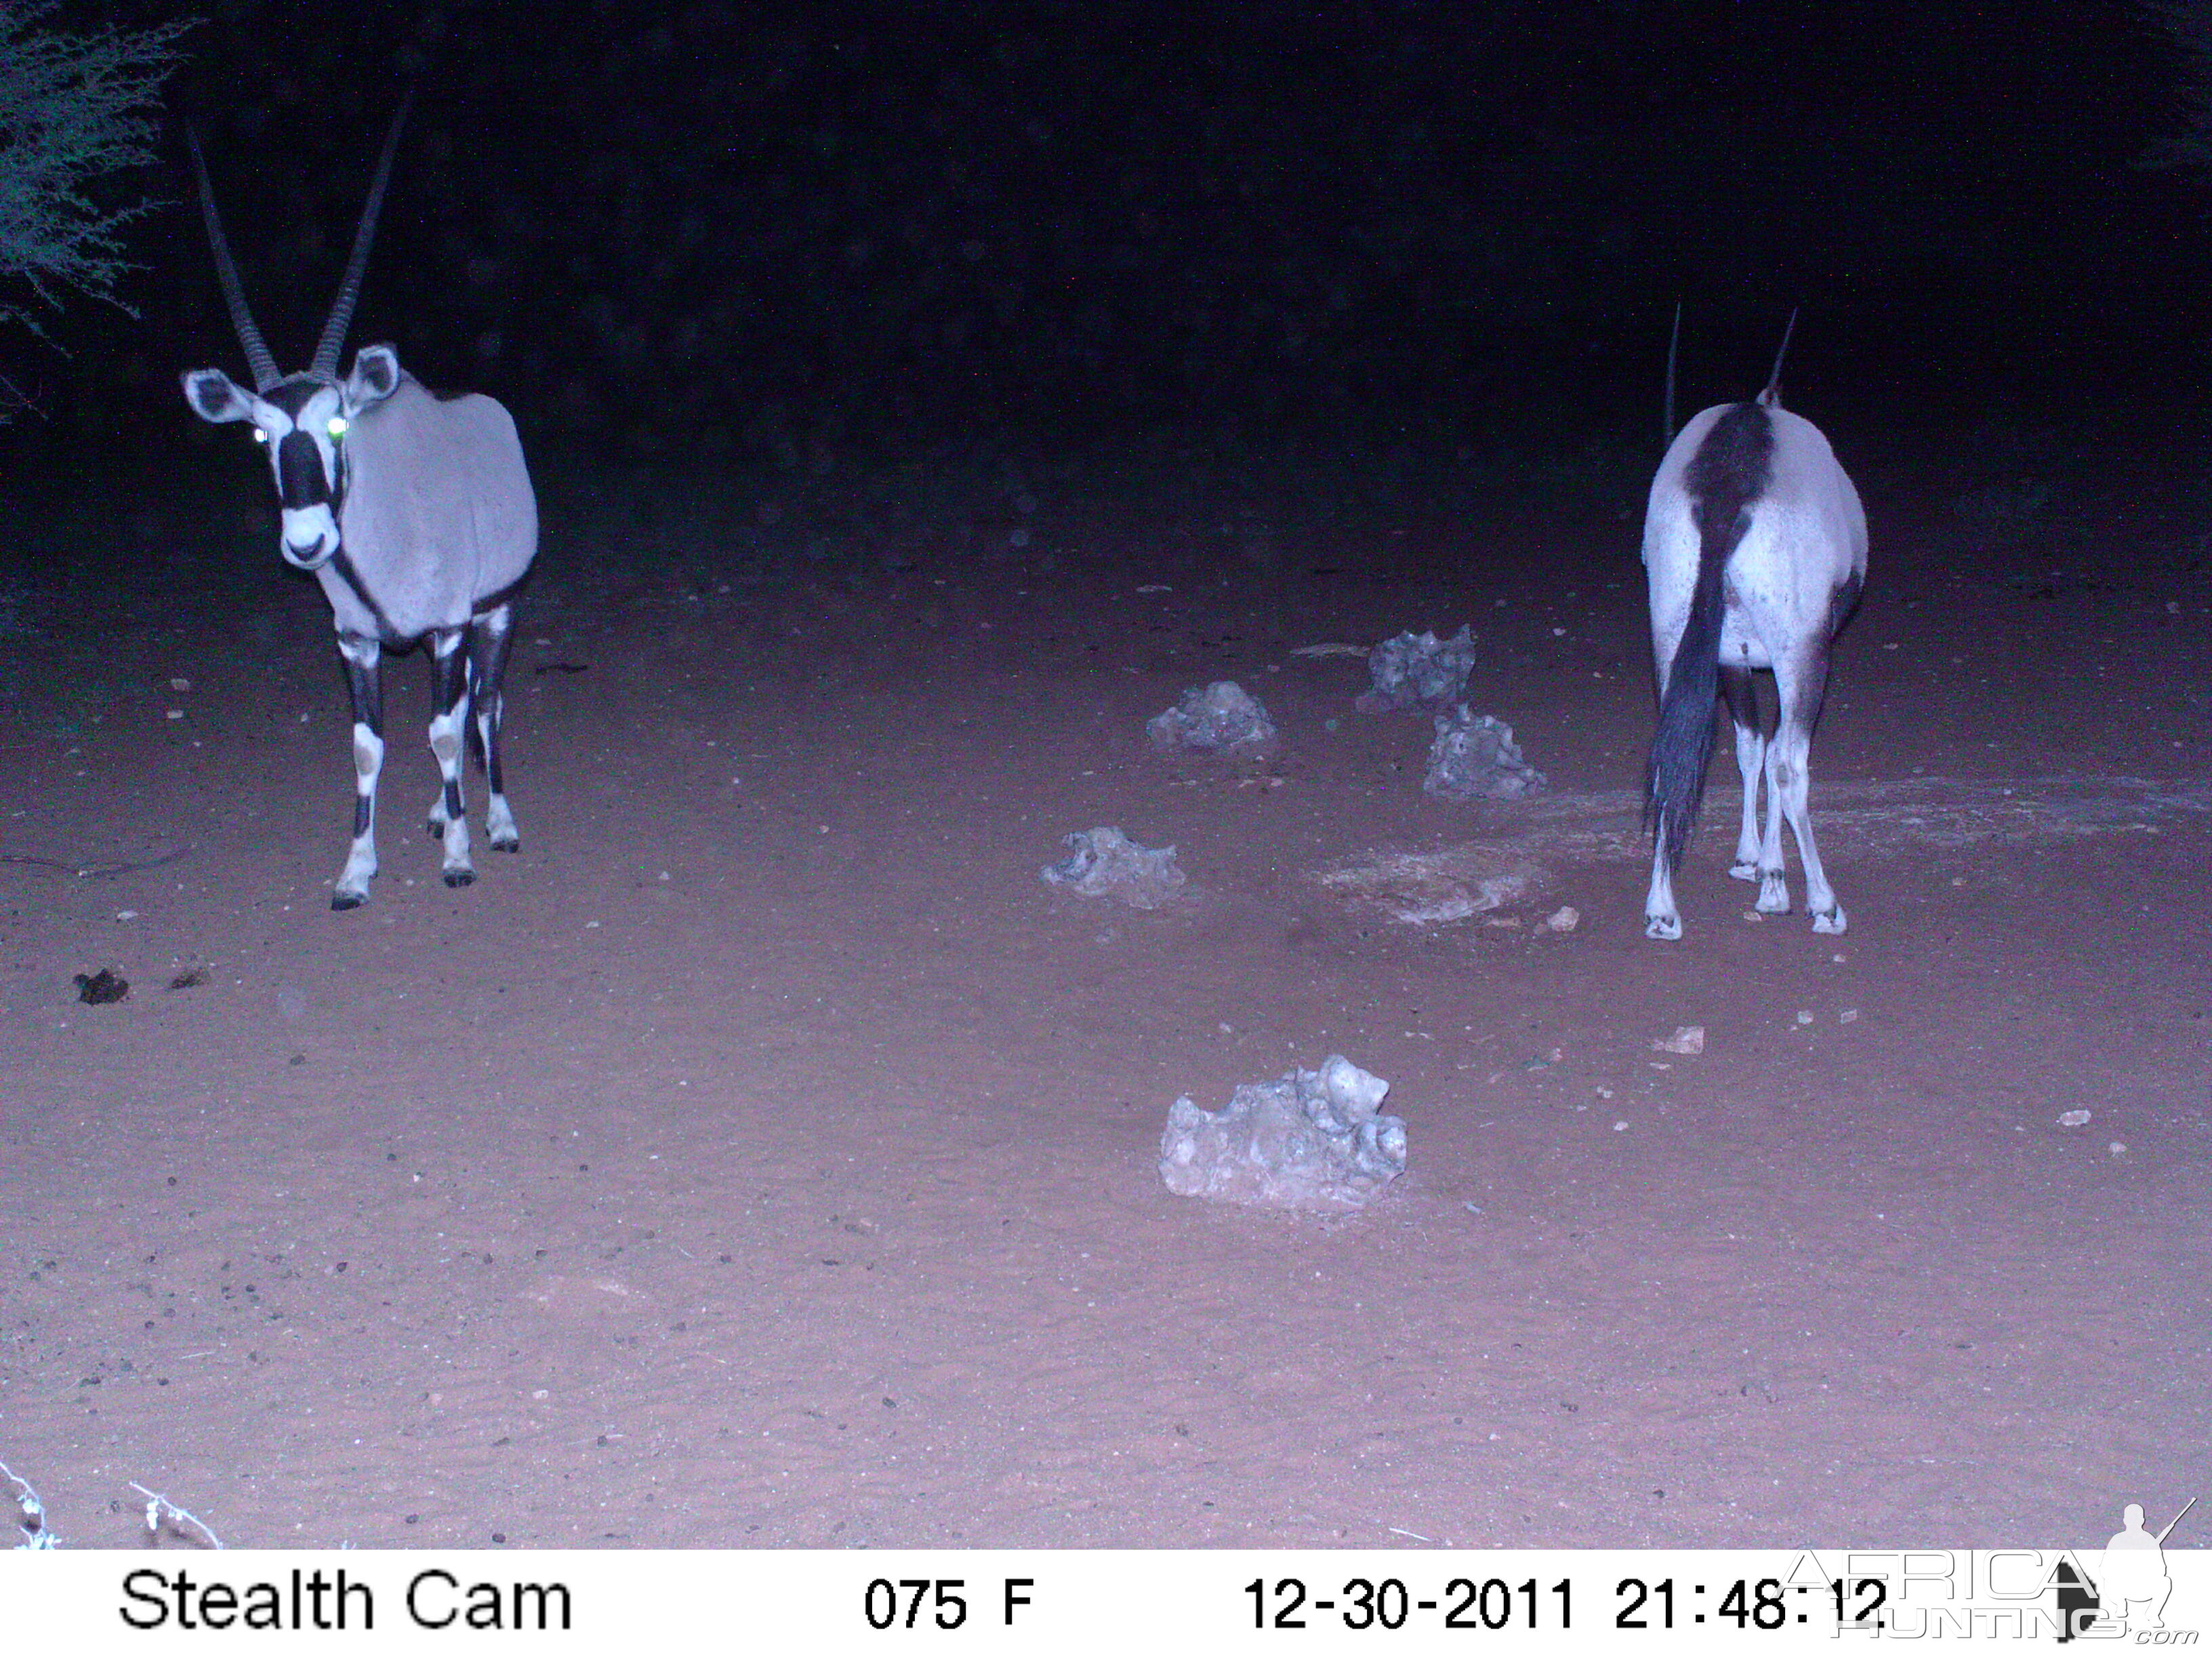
[426,624,476,886]
[334,632,386,909]
[1717,665,1769,886]
[468,602,520,853]
[1771,644,1844,933]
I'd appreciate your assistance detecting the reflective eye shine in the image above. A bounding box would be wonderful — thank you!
[252,428,267,443]
[327,417,349,437]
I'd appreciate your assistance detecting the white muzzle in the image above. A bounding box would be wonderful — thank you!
[280,505,340,569]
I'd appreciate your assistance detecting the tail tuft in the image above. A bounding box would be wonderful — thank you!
[1643,565,1725,868]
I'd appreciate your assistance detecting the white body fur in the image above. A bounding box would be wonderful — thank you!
[314,373,535,642]
[1641,398,1866,939]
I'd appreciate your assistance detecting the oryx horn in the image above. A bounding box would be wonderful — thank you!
[1761,308,1799,409]
[187,127,281,394]
[310,91,415,381]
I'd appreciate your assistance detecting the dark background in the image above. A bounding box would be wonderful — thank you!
[8,0,2212,480]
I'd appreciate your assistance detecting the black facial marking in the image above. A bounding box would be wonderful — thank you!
[266,381,323,418]
[277,430,329,509]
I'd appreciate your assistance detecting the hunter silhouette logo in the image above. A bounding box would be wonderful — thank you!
[2057,1496,2197,1641]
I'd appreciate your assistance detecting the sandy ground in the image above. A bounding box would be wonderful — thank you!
[1,432,2206,1550]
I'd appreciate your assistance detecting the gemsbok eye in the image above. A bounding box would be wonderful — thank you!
[327,417,349,438]
[252,428,268,444]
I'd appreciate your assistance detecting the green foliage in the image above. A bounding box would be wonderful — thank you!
[0,1,188,335]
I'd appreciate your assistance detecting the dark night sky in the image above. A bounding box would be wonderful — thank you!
[13,0,2212,462]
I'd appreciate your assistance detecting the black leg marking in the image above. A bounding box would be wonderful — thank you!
[470,602,520,851]
[428,625,470,839]
[340,631,385,739]
[334,632,385,911]
[1717,665,1764,736]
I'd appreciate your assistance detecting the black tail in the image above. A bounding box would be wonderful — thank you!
[1645,401,1775,868]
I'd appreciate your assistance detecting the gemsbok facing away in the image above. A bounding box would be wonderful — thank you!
[181,101,537,910]
[1641,319,1866,940]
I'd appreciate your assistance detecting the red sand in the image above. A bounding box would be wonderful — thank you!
[1,447,2205,1548]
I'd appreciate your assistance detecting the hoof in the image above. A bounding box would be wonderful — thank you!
[489,833,520,854]
[1645,914,1683,941]
[1728,861,1759,883]
[443,867,476,889]
[331,889,367,912]
[1812,907,1847,935]
[1755,876,1790,914]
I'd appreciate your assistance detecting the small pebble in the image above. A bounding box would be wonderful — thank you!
[1543,905,1580,933]
[1839,1008,1860,1023]
[1795,1010,1814,1025]
[1654,1025,1705,1055]
[1612,1120,1629,1132]
[2057,1109,2092,1128]
[2108,1141,2127,1158]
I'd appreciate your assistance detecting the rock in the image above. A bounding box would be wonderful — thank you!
[1541,905,1580,933]
[1160,1055,1407,1212]
[1355,627,1476,712]
[1147,680,1277,752]
[1042,827,1187,909]
[1654,1025,1704,1055]
[1422,706,1544,801]
[72,969,128,1005]
[2057,1109,2091,1128]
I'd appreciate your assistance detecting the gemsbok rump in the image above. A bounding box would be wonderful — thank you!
[1641,318,1866,940]
[180,100,537,910]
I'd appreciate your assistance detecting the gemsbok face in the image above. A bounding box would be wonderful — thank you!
[182,100,539,910]
[184,367,368,570]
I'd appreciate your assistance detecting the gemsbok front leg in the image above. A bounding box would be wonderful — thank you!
[426,625,475,886]
[468,601,520,853]
[335,632,385,910]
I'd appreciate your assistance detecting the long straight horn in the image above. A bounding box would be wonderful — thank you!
[309,91,415,380]
[187,128,281,393]
[1761,307,1799,409]
[1663,298,1681,447]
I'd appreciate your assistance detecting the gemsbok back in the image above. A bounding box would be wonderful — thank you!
[181,100,537,910]
[1641,316,1866,940]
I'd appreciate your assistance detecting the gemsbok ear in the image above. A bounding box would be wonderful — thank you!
[182,369,254,424]
[345,344,403,413]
